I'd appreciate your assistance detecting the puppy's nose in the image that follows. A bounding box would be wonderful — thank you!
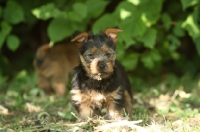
[98,61,106,70]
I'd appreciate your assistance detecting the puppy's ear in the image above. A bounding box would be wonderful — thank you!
[104,28,122,43]
[71,32,89,48]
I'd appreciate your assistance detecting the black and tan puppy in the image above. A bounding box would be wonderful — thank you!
[70,27,133,120]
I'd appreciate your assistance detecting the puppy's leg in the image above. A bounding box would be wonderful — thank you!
[52,77,67,96]
[104,87,124,120]
[124,90,133,119]
[105,101,123,120]
[52,64,72,96]
[79,103,94,120]
[71,90,95,120]
[37,73,53,94]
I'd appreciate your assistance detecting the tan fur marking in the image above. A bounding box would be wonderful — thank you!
[104,87,123,119]
[71,89,105,108]
[79,103,93,120]
[71,90,82,103]
[106,102,123,119]
[109,86,121,100]
[71,89,106,119]
[104,28,122,43]
[90,46,98,54]
[71,32,88,43]
[90,58,99,74]
[71,86,126,120]
[80,55,90,74]
[105,61,114,73]
[71,32,89,48]
[52,81,66,96]
[81,90,105,108]
[37,74,53,94]
[101,45,109,53]
[124,90,132,118]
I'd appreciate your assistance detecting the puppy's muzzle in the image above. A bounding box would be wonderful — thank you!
[98,61,106,70]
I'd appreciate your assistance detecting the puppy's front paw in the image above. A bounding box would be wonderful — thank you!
[104,114,124,120]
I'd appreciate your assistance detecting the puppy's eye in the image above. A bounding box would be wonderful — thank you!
[105,53,111,57]
[87,54,94,58]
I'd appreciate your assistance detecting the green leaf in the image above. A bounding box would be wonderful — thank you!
[141,28,157,49]
[73,3,87,19]
[116,1,140,20]
[180,0,198,10]
[68,11,82,22]
[141,50,161,69]
[167,34,181,51]
[86,0,109,18]
[68,3,87,22]
[48,17,74,43]
[127,0,140,5]
[132,18,147,37]
[6,35,20,51]
[3,1,24,24]
[140,0,163,25]
[182,13,200,40]
[120,17,147,37]
[32,3,64,20]
[119,17,146,47]
[120,8,132,20]
[118,32,135,49]
[92,14,118,33]
[116,43,126,60]
[121,53,139,70]
[124,39,136,49]
[0,21,12,49]
[173,22,185,37]
[150,50,162,61]
[116,1,137,14]
[141,53,154,69]
[161,13,171,30]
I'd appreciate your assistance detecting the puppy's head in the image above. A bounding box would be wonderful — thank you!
[72,28,122,80]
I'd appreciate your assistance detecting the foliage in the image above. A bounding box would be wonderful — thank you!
[0,0,200,106]
[32,0,109,43]
[0,1,22,50]
[0,0,200,89]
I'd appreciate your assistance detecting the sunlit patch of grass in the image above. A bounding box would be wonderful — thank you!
[132,108,149,126]
[147,118,200,132]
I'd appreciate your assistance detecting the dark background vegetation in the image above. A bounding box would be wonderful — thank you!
[1,0,200,92]
[1,0,200,130]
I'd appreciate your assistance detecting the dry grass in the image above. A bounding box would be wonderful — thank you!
[1,73,200,131]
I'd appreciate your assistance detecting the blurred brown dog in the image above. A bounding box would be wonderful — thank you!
[33,41,79,96]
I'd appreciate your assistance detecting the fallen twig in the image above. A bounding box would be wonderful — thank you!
[94,120,149,132]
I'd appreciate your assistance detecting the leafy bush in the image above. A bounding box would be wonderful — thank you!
[0,0,200,90]
[0,1,23,51]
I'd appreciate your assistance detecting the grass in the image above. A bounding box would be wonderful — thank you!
[0,71,200,131]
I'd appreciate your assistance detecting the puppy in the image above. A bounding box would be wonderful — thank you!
[33,41,79,96]
[70,27,133,120]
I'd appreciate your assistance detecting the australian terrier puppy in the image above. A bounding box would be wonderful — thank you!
[70,27,133,120]
[33,41,79,96]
